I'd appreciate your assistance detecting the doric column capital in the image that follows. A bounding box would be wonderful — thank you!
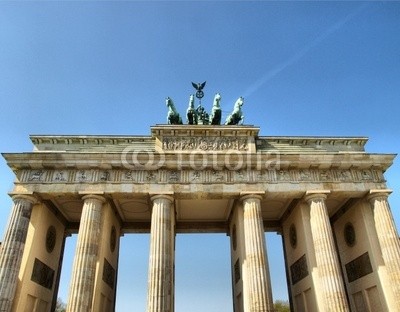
[304,190,330,203]
[81,194,106,204]
[10,194,37,205]
[150,194,174,204]
[367,189,392,202]
[240,192,264,203]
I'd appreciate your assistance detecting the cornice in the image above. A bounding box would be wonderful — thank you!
[2,152,395,171]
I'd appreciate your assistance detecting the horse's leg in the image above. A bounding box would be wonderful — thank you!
[188,112,193,125]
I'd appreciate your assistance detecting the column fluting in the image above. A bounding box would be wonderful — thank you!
[146,195,175,312]
[242,194,274,312]
[66,194,105,312]
[368,190,400,307]
[0,195,36,312]
[305,191,349,312]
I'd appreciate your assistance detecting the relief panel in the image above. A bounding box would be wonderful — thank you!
[21,168,384,185]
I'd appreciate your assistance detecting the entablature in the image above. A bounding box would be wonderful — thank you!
[2,152,394,172]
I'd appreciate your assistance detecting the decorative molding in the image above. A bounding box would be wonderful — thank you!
[19,168,385,185]
[256,136,368,152]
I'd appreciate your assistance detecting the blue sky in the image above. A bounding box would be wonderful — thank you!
[1,1,400,311]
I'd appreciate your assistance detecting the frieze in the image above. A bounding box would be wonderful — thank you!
[20,168,385,185]
[162,136,249,151]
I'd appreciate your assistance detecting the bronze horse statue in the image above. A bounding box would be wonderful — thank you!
[210,93,222,125]
[225,97,244,125]
[166,97,182,125]
[186,94,198,125]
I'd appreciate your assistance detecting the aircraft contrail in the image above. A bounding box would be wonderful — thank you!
[242,3,371,99]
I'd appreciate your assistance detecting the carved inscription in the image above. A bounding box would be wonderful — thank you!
[31,258,55,290]
[290,254,308,285]
[162,137,248,151]
[102,258,116,289]
[345,252,373,283]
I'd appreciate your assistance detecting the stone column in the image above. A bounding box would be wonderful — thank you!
[67,195,105,312]
[146,195,175,312]
[368,189,400,307]
[0,195,36,312]
[241,194,274,312]
[305,191,349,312]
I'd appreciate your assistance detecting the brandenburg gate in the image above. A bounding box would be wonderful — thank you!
[1,117,400,311]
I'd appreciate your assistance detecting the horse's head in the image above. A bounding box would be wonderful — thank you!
[165,96,175,111]
[213,93,221,107]
[234,96,244,109]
